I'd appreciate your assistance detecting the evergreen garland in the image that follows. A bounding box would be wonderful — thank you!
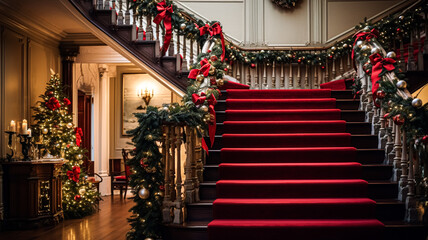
[271,0,299,9]
[32,73,101,218]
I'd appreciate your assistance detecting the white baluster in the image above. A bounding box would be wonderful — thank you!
[117,0,124,25]
[247,65,251,87]
[131,11,137,41]
[137,16,145,40]
[146,15,153,40]
[124,0,131,25]
[304,64,309,88]
[280,62,285,89]
[97,0,104,10]
[254,63,259,89]
[236,62,241,83]
[271,61,276,89]
[111,0,117,25]
[263,63,268,89]
[189,39,194,66]
[182,36,187,71]
[297,63,301,88]
[314,66,319,89]
[288,63,293,89]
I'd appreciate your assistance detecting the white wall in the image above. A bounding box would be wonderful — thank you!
[178,0,406,46]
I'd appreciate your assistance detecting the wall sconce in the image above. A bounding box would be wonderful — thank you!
[138,88,154,106]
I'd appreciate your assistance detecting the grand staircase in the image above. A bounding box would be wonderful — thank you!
[165,87,428,240]
[65,1,428,239]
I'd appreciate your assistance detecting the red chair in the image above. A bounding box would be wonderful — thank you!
[110,149,131,199]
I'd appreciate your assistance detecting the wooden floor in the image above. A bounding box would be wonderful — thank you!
[1,195,133,240]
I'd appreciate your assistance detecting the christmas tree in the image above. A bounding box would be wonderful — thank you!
[32,72,100,218]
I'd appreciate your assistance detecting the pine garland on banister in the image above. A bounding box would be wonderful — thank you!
[32,73,101,218]
[271,0,299,9]
[131,0,427,68]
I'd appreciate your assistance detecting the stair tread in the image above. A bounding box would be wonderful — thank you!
[208,219,384,226]
[187,199,404,205]
[214,198,376,204]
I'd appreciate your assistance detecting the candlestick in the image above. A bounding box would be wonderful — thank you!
[10,120,16,132]
[27,128,32,137]
[22,119,28,135]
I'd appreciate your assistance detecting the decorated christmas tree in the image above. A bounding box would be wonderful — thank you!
[32,72,100,218]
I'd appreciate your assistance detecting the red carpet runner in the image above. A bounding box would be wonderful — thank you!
[208,89,384,240]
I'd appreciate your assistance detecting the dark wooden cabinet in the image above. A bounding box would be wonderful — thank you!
[2,161,65,229]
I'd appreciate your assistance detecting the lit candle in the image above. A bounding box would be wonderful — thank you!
[22,119,28,135]
[27,128,32,137]
[10,120,16,132]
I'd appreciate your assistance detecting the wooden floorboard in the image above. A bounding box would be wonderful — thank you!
[1,195,133,240]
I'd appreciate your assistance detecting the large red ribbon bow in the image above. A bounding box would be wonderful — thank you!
[369,53,395,106]
[188,58,211,79]
[153,0,173,56]
[197,22,226,62]
[352,28,379,68]
[67,166,81,183]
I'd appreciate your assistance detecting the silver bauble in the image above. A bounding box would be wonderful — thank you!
[386,51,396,59]
[356,40,364,49]
[396,80,407,89]
[363,26,371,31]
[331,46,336,51]
[412,98,423,108]
[371,47,380,54]
[138,187,150,199]
[361,45,371,52]
[180,23,186,30]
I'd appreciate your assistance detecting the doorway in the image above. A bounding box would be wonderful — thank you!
[78,90,94,175]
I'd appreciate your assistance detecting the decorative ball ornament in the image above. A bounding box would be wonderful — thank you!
[196,74,205,82]
[371,47,380,55]
[386,51,396,59]
[145,238,154,240]
[392,114,405,125]
[376,90,386,99]
[361,45,371,52]
[356,40,364,48]
[162,106,169,111]
[422,135,428,144]
[66,122,73,128]
[363,26,371,31]
[210,55,218,62]
[250,63,256,68]
[216,79,225,87]
[77,154,83,160]
[42,128,49,134]
[209,66,216,75]
[343,43,348,48]
[79,188,86,195]
[146,134,153,140]
[200,105,209,112]
[45,91,53,96]
[411,98,423,108]
[398,15,404,20]
[138,187,150,199]
[155,191,164,197]
[146,201,153,207]
[396,80,407,89]
[180,23,186,30]
[331,46,337,51]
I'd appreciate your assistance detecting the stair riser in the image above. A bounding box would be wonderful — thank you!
[206,149,385,165]
[205,135,379,149]
[216,111,365,122]
[204,165,393,182]
[199,183,398,201]
[218,90,355,100]
[187,201,405,222]
[133,42,157,60]
[216,122,371,134]
[215,100,359,111]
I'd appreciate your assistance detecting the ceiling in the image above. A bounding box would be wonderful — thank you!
[0,0,101,44]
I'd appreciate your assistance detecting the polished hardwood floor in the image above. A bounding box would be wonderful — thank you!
[1,195,133,240]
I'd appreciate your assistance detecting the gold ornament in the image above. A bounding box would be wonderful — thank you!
[216,79,225,87]
[146,134,153,140]
[138,187,150,199]
[155,191,164,197]
[42,128,49,134]
[331,46,336,51]
[77,154,83,159]
[67,122,73,128]
[209,66,216,76]
[386,51,396,59]
[196,74,205,82]
[396,80,407,89]
[343,43,348,48]
[200,105,209,112]
[146,201,153,207]
[412,98,423,108]
[79,188,86,195]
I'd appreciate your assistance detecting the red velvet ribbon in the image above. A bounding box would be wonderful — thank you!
[192,91,218,148]
[67,166,80,183]
[369,53,395,106]
[75,127,83,147]
[352,28,379,68]
[197,22,226,62]
[153,0,173,56]
[188,58,211,79]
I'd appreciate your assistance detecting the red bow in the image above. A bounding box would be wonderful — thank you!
[369,53,395,106]
[75,127,83,147]
[188,58,211,79]
[352,28,379,68]
[67,166,81,183]
[46,97,61,110]
[194,91,218,152]
[153,0,173,56]
[63,98,71,106]
[197,22,226,62]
